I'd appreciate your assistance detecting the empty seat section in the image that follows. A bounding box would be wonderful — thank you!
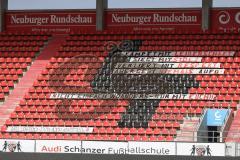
[1,31,240,142]
[0,32,49,102]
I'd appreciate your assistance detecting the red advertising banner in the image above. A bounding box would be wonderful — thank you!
[5,8,240,33]
[5,10,96,33]
[106,9,202,32]
[211,8,240,32]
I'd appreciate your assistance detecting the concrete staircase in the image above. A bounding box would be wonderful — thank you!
[175,117,200,142]
[0,35,66,129]
[225,110,240,142]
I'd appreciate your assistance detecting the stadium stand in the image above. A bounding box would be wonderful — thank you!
[0,31,240,142]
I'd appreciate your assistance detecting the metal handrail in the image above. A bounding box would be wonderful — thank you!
[221,109,232,132]
[196,108,207,131]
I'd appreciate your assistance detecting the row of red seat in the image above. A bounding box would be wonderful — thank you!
[63,40,240,46]
[0,63,28,69]
[49,56,240,62]
[45,63,240,69]
[0,75,19,81]
[0,81,14,88]
[69,30,238,35]
[0,52,37,58]
[0,41,44,47]
[67,34,239,40]
[34,73,240,82]
[58,46,240,52]
[16,98,237,108]
[14,106,126,114]
[0,69,24,75]
[0,46,40,52]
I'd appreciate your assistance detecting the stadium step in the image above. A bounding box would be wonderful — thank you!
[225,110,240,142]
[175,117,200,142]
[0,35,66,127]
